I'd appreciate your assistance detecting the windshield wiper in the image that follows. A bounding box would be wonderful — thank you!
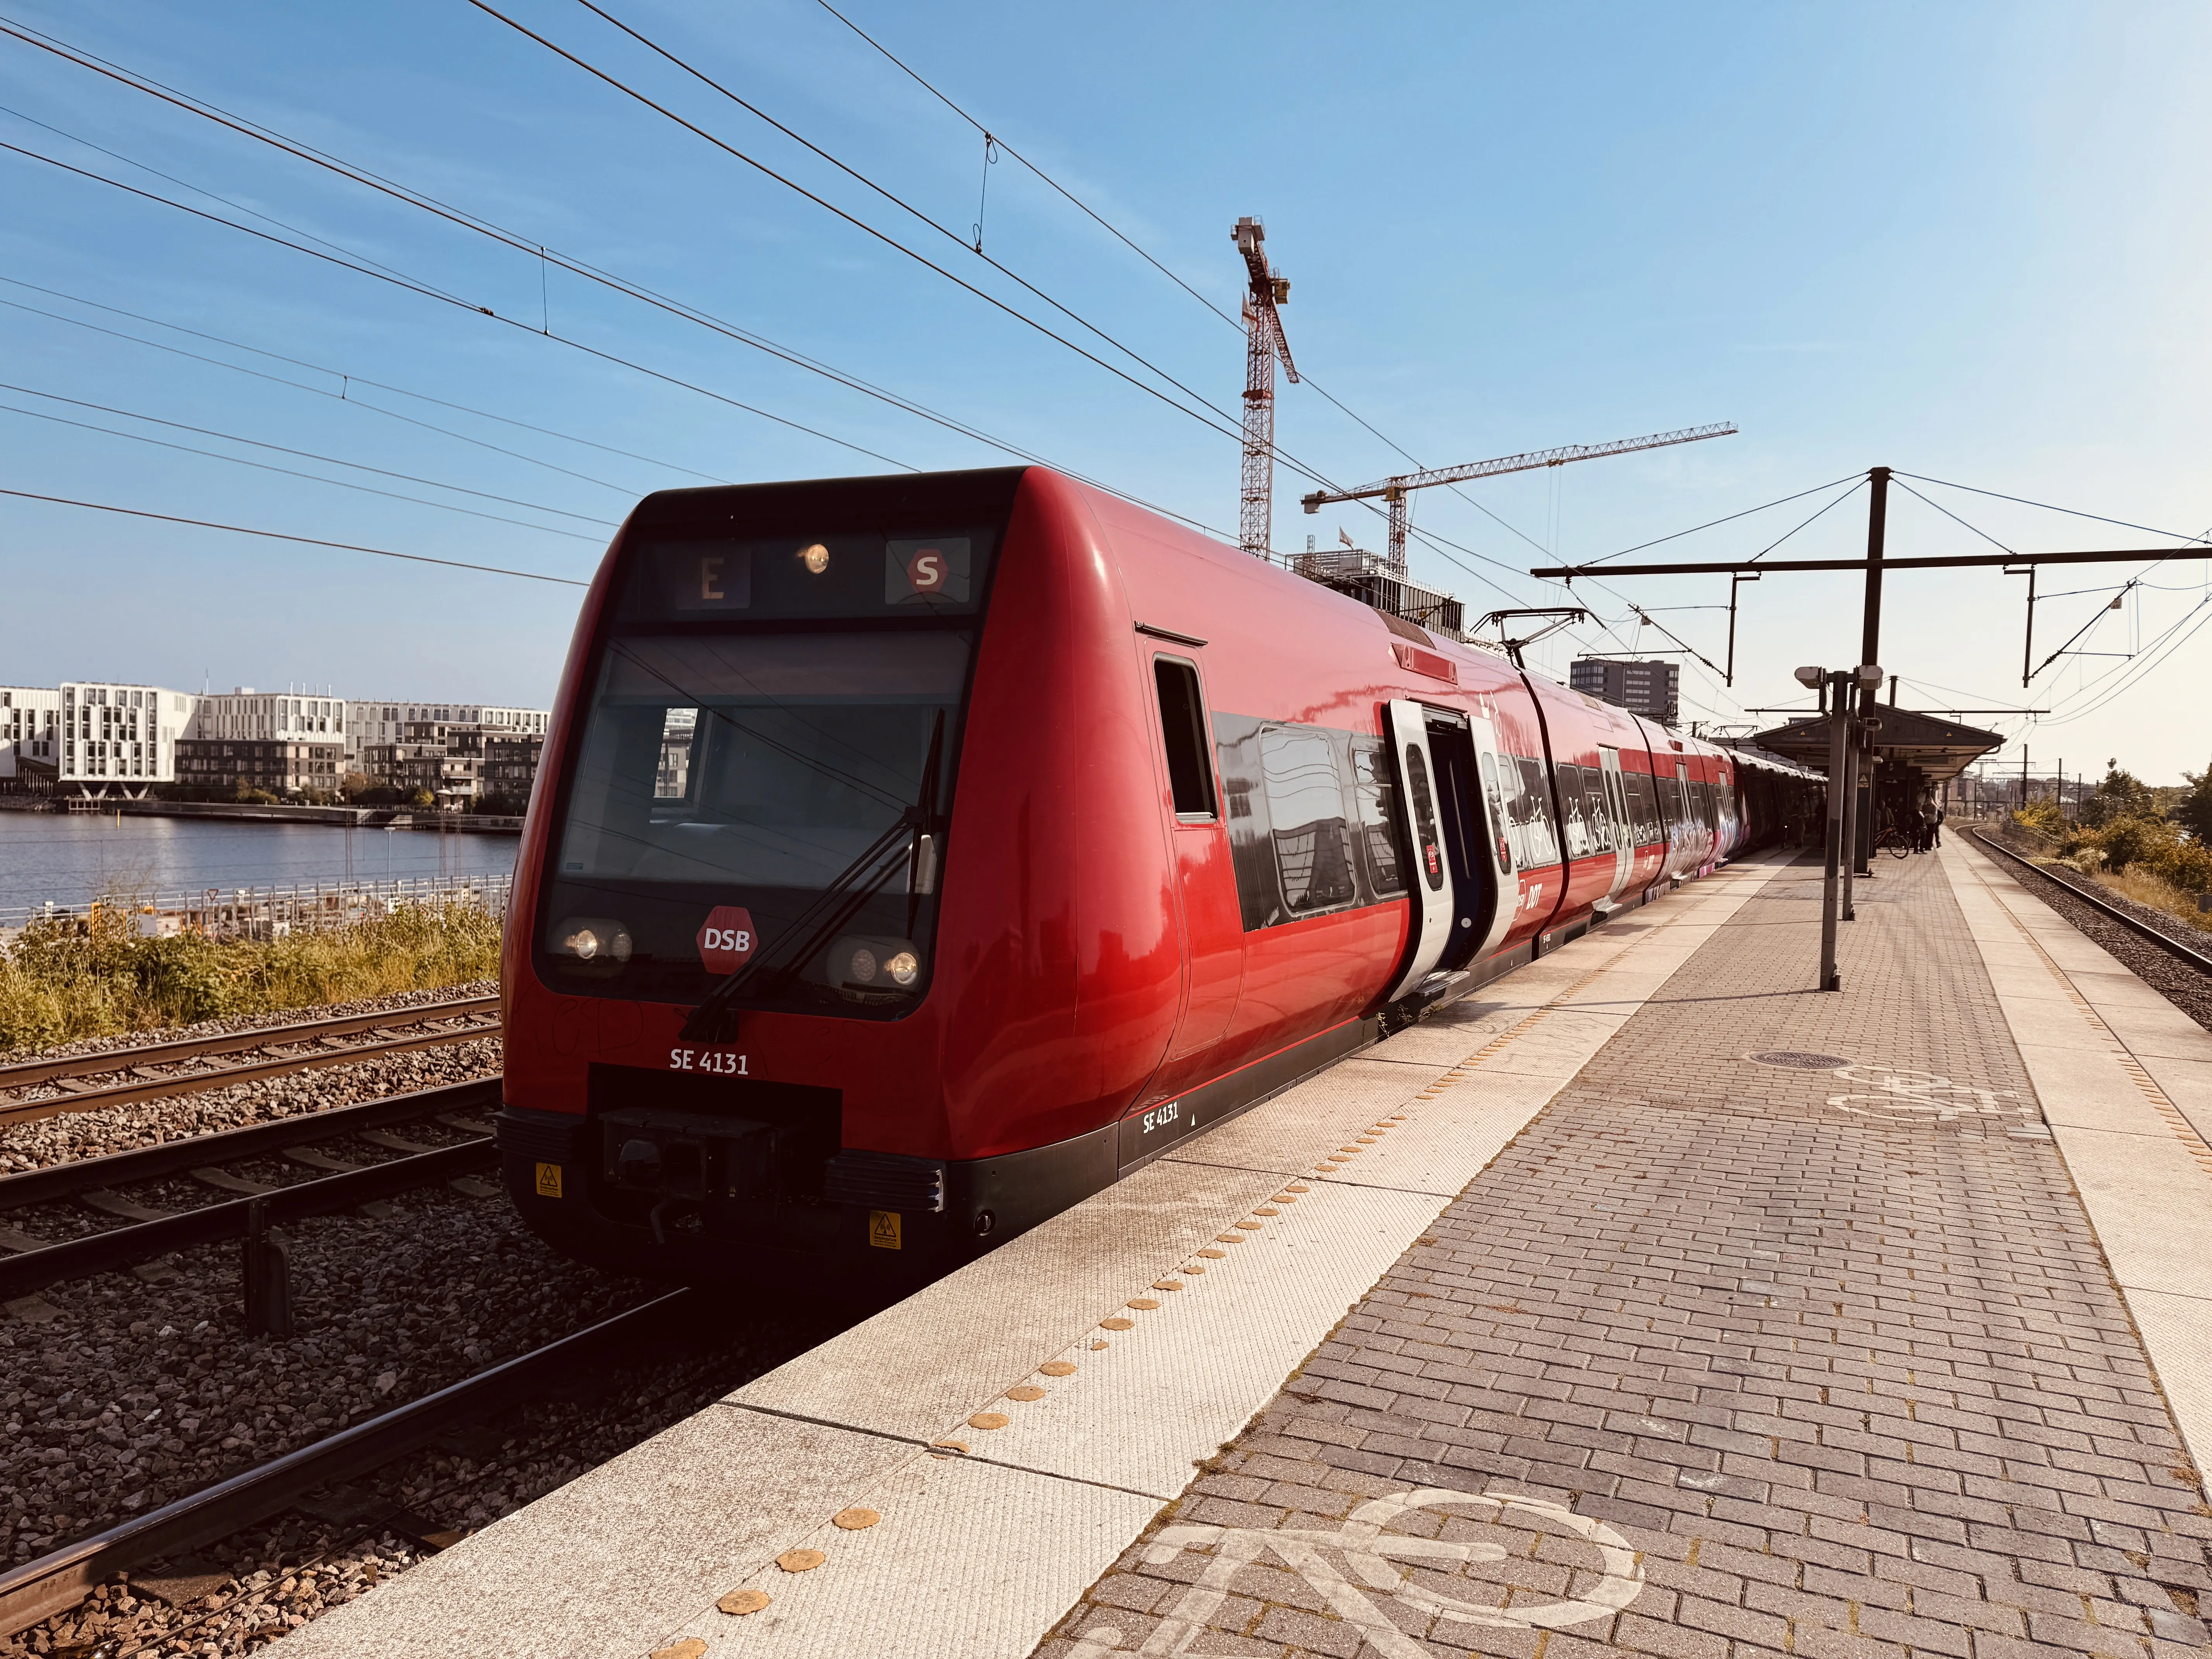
[679,710,948,1045]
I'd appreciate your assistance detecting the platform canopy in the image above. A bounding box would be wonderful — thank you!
[1750,705,2004,783]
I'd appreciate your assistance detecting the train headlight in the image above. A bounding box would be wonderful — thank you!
[830,935,921,996]
[800,542,830,574]
[551,916,632,973]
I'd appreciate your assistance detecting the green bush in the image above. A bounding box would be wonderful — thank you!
[2078,812,2179,875]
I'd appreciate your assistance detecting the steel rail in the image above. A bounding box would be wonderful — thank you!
[0,1289,693,1638]
[1970,827,2212,975]
[0,996,500,1091]
[0,1005,502,1129]
[0,1136,501,1302]
[0,1077,500,1212]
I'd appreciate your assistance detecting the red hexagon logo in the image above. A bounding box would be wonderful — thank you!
[696,906,757,975]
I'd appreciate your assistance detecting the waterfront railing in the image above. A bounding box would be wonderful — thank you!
[0,872,513,941]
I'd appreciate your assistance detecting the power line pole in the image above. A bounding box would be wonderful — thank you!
[1854,467,1890,876]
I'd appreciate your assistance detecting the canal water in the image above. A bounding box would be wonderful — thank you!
[0,813,520,913]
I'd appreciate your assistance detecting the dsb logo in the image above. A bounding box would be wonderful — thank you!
[696,906,757,975]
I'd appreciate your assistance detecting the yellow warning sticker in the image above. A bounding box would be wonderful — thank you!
[534,1162,564,1199]
[868,1209,902,1250]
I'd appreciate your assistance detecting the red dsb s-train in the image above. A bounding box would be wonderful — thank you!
[496,466,1817,1278]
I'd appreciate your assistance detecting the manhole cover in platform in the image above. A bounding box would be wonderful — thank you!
[1749,1050,1852,1070]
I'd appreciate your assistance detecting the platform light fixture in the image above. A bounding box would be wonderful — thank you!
[1856,664,1885,688]
[1793,666,1824,687]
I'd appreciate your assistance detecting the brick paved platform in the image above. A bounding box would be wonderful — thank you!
[1039,849,2212,1659]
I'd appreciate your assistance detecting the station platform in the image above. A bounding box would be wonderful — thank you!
[282,838,2212,1659]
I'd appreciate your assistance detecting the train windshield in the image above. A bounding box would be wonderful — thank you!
[555,632,965,892]
[537,501,1006,1013]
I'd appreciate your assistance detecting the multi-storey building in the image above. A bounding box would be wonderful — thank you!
[1569,658,1680,728]
[187,689,348,746]
[343,700,548,762]
[0,687,62,790]
[482,733,546,810]
[361,722,487,810]
[174,739,345,798]
[54,682,196,792]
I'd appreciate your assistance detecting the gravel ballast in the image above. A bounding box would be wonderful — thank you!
[0,983,869,1657]
[1970,828,2212,1031]
[0,991,501,1176]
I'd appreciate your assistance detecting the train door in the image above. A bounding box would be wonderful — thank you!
[1674,760,1706,873]
[1596,746,1633,901]
[1464,711,1517,961]
[1382,700,1455,1000]
[1151,654,1243,1059]
[1422,709,1496,975]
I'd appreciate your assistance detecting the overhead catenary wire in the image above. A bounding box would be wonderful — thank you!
[0,30,1247,538]
[460,0,1264,453]
[565,0,1261,441]
[804,0,1538,491]
[0,397,606,539]
[0,273,724,489]
[0,488,588,584]
[0,134,926,477]
[811,0,1243,332]
[0,380,617,526]
[1898,471,2212,551]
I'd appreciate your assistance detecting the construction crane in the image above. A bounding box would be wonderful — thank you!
[1300,422,1738,575]
[1233,216,1298,558]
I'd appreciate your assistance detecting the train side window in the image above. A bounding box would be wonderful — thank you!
[1260,726,1357,912]
[1350,738,1407,896]
[1584,772,1613,853]
[1628,770,1661,845]
[1557,763,1588,857]
[1514,756,1562,866]
[1152,657,1218,820]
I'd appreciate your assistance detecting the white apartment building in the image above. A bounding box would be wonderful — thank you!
[188,689,349,746]
[344,700,548,761]
[53,682,196,789]
[0,687,61,783]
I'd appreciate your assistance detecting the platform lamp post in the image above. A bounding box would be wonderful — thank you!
[1801,663,1885,993]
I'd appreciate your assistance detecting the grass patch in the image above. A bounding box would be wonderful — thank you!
[0,901,502,1056]
[2092,866,2212,937]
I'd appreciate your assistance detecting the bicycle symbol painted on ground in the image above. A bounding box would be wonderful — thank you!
[1063,1487,1642,1659]
[1823,1064,2023,1121]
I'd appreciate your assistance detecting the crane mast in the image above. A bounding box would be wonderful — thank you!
[1302,422,1738,573]
[1233,216,1298,558]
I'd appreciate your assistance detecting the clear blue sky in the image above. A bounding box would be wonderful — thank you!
[3,0,2207,781]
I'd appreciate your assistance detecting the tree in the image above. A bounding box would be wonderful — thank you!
[2078,760,2159,829]
[2176,760,2212,845]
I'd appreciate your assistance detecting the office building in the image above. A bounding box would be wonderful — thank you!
[1570,658,1680,727]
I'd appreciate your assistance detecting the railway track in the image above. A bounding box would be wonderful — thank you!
[0,1289,695,1639]
[0,995,501,1127]
[1970,827,2212,975]
[0,1077,502,1302]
